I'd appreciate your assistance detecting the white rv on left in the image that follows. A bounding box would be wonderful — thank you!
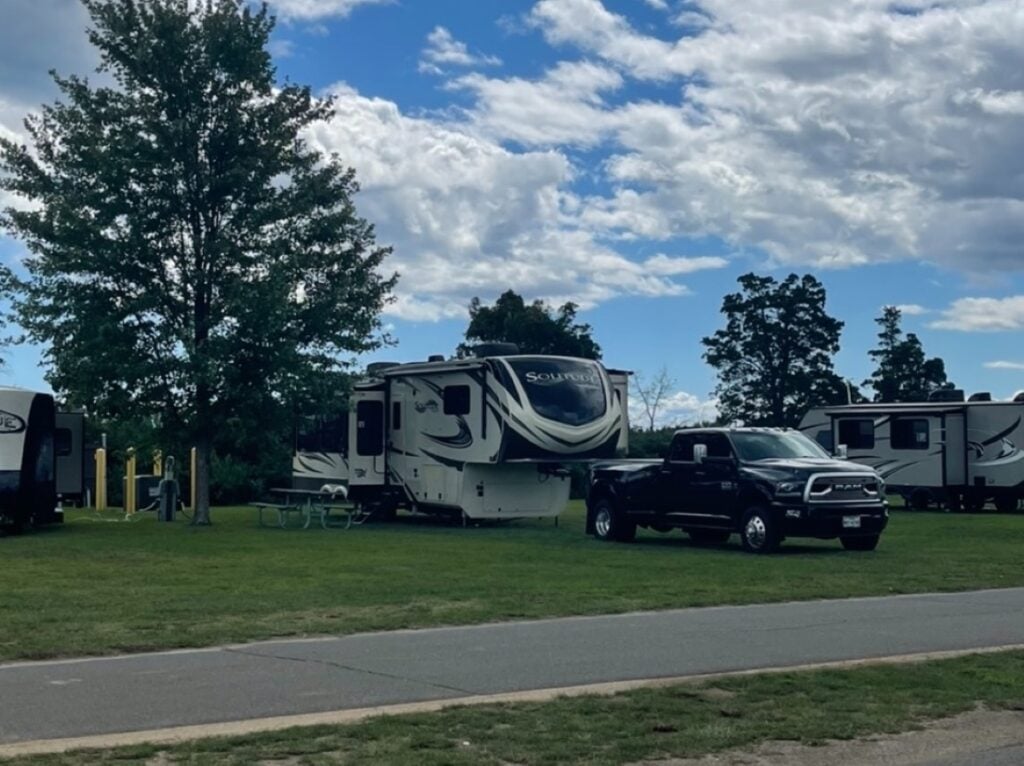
[0,387,60,532]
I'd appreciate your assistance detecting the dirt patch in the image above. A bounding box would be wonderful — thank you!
[633,708,1024,766]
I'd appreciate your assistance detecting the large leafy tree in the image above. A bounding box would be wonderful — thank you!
[0,0,395,524]
[702,273,845,427]
[865,306,952,402]
[459,290,601,360]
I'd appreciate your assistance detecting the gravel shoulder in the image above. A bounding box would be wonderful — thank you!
[640,707,1024,766]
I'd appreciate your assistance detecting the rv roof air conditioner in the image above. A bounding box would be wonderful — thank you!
[427,354,446,362]
[366,362,400,376]
[471,342,520,358]
[1014,391,1024,403]
[927,389,965,403]
[968,392,993,402]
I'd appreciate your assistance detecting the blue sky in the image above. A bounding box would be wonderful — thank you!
[2,0,1024,422]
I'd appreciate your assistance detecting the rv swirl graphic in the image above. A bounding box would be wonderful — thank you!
[0,409,26,434]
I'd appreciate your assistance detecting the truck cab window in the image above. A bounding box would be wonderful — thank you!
[838,419,875,450]
[704,434,733,459]
[891,418,929,450]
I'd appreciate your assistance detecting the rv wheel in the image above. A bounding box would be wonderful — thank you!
[592,498,635,543]
[909,489,931,511]
[994,495,1020,514]
[963,493,987,513]
[1,516,26,536]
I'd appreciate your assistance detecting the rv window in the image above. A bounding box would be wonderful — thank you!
[838,419,874,450]
[392,402,402,430]
[443,385,471,416]
[891,418,930,450]
[54,428,73,457]
[356,401,384,456]
[506,358,607,426]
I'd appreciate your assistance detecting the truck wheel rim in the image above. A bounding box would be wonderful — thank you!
[595,508,612,537]
[745,516,767,548]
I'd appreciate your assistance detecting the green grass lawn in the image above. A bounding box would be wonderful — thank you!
[1,502,1023,661]
[9,651,1024,765]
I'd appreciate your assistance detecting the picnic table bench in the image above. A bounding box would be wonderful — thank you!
[251,486,371,530]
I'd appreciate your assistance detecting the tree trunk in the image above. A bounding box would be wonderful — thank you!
[191,428,212,526]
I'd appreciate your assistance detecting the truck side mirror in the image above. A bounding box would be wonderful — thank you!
[836,444,848,459]
[693,444,708,465]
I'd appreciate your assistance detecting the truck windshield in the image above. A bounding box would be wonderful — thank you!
[506,358,607,426]
[731,431,831,461]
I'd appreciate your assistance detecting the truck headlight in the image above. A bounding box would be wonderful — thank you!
[775,481,803,496]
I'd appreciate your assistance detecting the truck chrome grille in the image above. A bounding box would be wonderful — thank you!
[805,474,881,504]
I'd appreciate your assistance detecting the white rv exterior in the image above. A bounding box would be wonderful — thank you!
[0,387,59,530]
[294,353,629,519]
[799,400,1024,511]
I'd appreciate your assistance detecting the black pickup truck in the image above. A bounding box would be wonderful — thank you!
[586,427,888,553]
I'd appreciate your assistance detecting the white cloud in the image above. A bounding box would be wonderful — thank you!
[419,27,501,75]
[530,0,677,81]
[985,361,1024,371]
[268,38,296,58]
[515,0,1024,273]
[306,85,693,321]
[643,0,670,10]
[892,303,929,316]
[641,254,728,276]
[629,389,720,428]
[266,0,390,21]
[930,296,1024,332]
[453,60,623,147]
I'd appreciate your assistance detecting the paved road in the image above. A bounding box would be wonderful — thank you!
[2,587,1023,745]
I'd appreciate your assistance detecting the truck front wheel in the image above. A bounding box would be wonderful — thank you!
[739,507,780,554]
[592,498,636,543]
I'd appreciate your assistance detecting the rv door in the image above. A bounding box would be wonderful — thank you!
[348,389,386,489]
[943,411,967,487]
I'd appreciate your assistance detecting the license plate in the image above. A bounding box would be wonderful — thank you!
[843,515,862,529]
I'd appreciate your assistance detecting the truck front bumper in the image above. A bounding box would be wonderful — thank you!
[773,503,889,539]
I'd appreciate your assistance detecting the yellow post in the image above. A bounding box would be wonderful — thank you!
[190,447,197,510]
[126,447,137,515]
[94,448,107,509]
[152,450,163,478]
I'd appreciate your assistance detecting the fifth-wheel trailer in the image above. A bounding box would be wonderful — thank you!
[799,393,1024,512]
[0,387,61,532]
[293,347,630,520]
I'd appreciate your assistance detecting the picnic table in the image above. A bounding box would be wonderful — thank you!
[250,486,369,530]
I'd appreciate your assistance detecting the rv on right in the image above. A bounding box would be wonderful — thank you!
[800,391,1024,513]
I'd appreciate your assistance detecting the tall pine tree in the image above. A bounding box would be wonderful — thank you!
[0,0,396,524]
[865,307,952,402]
